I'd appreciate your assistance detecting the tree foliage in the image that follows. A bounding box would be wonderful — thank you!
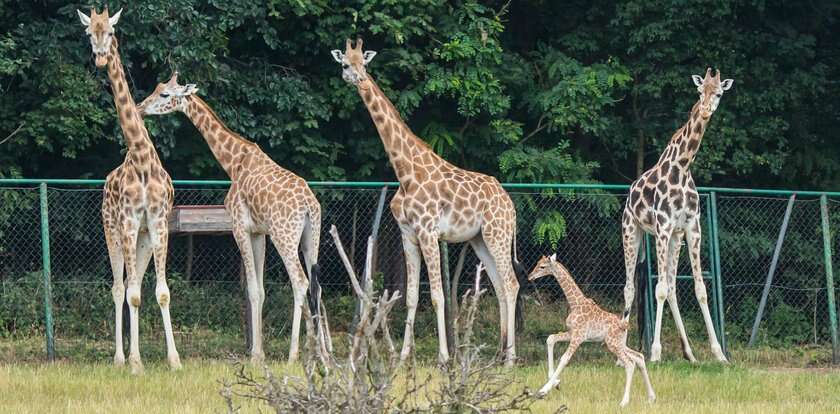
[0,0,837,189]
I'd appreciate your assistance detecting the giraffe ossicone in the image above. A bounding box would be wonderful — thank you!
[621,67,733,363]
[333,37,524,366]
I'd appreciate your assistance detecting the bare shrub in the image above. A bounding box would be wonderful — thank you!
[220,225,555,413]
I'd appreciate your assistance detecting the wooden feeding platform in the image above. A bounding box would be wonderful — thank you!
[168,205,232,234]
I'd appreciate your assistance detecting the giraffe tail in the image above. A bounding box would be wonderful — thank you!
[512,224,528,334]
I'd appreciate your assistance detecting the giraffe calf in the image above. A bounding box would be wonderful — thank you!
[529,254,655,407]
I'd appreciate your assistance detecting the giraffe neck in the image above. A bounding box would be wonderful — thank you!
[357,77,443,185]
[106,38,157,161]
[183,96,258,180]
[656,100,710,169]
[550,263,587,309]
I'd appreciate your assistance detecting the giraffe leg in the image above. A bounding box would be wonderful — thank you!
[468,236,508,358]
[105,229,126,366]
[417,229,450,364]
[619,351,636,407]
[538,337,582,395]
[300,213,331,356]
[232,226,264,364]
[650,226,673,362]
[546,332,570,380]
[481,222,518,366]
[622,210,643,321]
[606,329,643,407]
[627,349,656,403]
[121,219,144,375]
[150,219,181,370]
[399,230,422,362]
[686,219,728,362]
[271,228,309,365]
[665,232,696,362]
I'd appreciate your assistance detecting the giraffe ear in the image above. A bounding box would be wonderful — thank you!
[721,79,734,91]
[363,50,377,65]
[692,75,704,88]
[549,253,557,262]
[330,50,344,64]
[77,10,91,27]
[182,84,199,96]
[108,8,123,27]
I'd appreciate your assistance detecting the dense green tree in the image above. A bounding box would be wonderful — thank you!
[0,0,838,190]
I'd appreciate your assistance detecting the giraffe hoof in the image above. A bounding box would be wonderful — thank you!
[129,358,144,376]
[620,399,630,408]
[649,345,662,362]
[250,353,265,366]
[168,353,182,370]
[114,354,126,367]
[648,394,657,404]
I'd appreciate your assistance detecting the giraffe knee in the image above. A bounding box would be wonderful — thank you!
[156,285,171,307]
[655,281,668,301]
[694,283,708,304]
[126,285,141,308]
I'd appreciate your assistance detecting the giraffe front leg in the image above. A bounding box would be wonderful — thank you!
[686,219,728,362]
[622,211,642,320]
[399,231,422,363]
[150,219,181,370]
[665,232,696,362]
[417,230,450,364]
[122,220,144,375]
[546,332,570,380]
[105,229,126,366]
[538,338,582,396]
[650,226,673,362]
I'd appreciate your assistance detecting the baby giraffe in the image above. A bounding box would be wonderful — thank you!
[529,254,655,407]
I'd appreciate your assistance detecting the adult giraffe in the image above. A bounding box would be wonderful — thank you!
[621,68,732,363]
[137,73,330,364]
[77,7,180,374]
[331,38,523,366]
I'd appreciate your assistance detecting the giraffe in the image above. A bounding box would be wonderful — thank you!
[529,254,655,407]
[331,38,522,365]
[77,7,180,374]
[621,68,733,363]
[136,72,330,364]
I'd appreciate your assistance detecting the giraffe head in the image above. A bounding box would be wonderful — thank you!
[330,38,377,85]
[692,68,734,119]
[137,72,198,116]
[528,254,559,281]
[77,7,122,68]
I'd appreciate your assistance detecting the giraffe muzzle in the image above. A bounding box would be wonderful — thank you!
[95,53,108,67]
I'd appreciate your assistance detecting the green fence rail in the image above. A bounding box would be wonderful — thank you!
[0,179,837,364]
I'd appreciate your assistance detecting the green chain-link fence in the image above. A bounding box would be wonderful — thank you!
[0,180,837,364]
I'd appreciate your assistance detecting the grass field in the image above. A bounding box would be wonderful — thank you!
[2,357,839,413]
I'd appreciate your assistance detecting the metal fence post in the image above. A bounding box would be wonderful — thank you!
[819,195,838,364]
[39,182,55,361]
[748,195,796,346]
[708,192,727,355]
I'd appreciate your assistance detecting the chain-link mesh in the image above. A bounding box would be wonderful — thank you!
[1,183,837,362]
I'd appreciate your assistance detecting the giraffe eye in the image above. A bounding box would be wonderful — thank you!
[342,64,349,69]
[160,93,170,98]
